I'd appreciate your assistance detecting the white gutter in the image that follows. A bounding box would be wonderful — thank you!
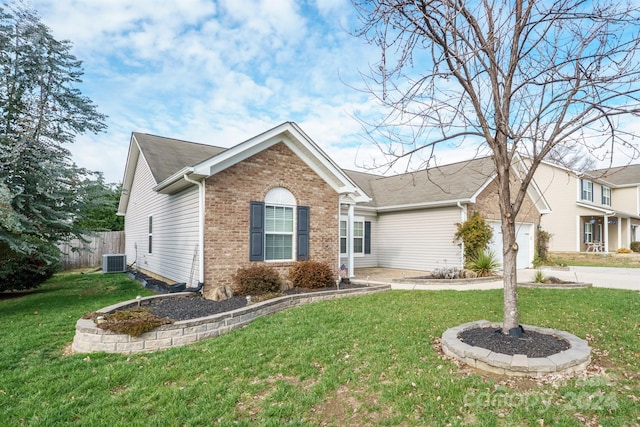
[183,174,205,285]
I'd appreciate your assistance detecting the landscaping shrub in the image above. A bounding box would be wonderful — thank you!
[630,241,640,253]
[431,267,460,279]
[288,260,335,289]
[454,212,493,264]
[467,250,500,277]
[616,247,633,254]
[535,229,552,264]
[84,309,172,337]
[533,270,546,283]
[233,264,282,296]
[0,242,61,292]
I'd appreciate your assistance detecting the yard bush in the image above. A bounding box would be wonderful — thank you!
[288,260,335,289]
[233,264,282,296]
[0,242,60,292]
[616,247,633,254]
[454,212,493,264]
[535,229,552,264]
[631,241,640,253]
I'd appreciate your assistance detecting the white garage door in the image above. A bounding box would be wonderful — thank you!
[487,221,534,270]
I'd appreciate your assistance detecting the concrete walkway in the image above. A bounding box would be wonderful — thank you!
[351,266,639,291]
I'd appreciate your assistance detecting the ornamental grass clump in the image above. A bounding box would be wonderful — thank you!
[83,308,172,337]
[233,264,282,296]
[288,260,335,289]
[467,250,500,277]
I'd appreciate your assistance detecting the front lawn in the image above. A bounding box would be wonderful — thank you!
[549,251,640,268]
[1,272,639,426]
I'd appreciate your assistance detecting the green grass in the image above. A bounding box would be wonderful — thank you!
[549,251,640,268]
[1,272,639,426]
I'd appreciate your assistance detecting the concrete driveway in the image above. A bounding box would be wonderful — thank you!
[353,266,639,291]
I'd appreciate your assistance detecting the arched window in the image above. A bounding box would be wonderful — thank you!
[264,188,295,260]
[249,188,310,262]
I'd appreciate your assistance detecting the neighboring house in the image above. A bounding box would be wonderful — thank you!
[118,122,550,297]
[533,161,640,252]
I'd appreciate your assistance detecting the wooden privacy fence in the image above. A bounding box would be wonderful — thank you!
[58,231,125,270]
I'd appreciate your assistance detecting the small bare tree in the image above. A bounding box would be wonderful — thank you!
[352,0,640,333]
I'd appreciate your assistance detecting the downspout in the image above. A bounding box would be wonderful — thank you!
[457,202,467,268]
[184,174,205,286]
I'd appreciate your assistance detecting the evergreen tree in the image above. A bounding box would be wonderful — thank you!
[0,2,106,290]
[74,174,124,232]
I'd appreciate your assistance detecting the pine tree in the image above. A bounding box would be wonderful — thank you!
[0,2,106,290]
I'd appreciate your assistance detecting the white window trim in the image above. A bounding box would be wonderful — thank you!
[584,222,594,243]
[581,179,593,202]
[601,186,611,206]
[264,188,296,262]
[340,215,365,257]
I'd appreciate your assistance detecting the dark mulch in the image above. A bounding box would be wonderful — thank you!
[131,283,369,321]
[458,327,571,358]
[137,295,248,321]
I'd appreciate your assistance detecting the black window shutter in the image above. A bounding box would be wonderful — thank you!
[297,206,310,260]
[364,221,371,254]
[249,201,264,261]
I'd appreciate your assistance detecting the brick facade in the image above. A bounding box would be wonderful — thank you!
[202,142,339,298]
[470,178,540,225]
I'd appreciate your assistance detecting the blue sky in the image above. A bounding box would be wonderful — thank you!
[29,0,402,183]
[28,0,640,184]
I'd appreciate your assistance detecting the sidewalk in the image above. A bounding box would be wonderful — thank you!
[352,267,639,291]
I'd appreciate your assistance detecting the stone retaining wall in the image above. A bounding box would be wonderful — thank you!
[441,320,591,377]
[72,284,390,354]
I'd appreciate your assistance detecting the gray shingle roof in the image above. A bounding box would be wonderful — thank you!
[134,133,227,183]
[345,156,496,208]
[587,164,640,186]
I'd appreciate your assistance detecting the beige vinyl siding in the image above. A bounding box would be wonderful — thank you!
[613,187,639,215]
[535,162,581,251]
[124,154,200,286]
[375,207,462,270]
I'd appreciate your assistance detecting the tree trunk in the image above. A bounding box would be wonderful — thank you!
[502,218,519,334]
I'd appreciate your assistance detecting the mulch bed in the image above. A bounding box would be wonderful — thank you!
[458,327,570,358]
[134,283,368,321]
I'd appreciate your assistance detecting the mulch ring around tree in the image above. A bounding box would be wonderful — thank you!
[458,327,570,358]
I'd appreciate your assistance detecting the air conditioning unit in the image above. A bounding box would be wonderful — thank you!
[103,254,127,273]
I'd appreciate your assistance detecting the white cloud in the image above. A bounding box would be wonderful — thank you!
[27,0,637,186]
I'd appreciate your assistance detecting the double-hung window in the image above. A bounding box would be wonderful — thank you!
[583,222,594,243]
[339,216,370,256]
[580,179,593,202]
[148,216,153,254]
[265,205,294,260]
[249,187,310,262]
[601,186,611,206]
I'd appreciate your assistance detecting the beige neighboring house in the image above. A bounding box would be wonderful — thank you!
[534,161,640,253]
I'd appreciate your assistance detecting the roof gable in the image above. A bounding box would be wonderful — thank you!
[134,133,226,183]
[118,123,370,214]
